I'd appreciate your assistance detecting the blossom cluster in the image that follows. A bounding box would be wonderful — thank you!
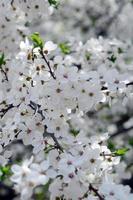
[0,35,132,199]
[0,0,133,200]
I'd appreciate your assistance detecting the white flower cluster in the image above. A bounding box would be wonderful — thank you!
[0,0,133,200]
[11,157,49,200]
[0,37,132,199]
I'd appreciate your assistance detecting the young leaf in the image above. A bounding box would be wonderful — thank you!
[128,137,133,147]
[0,165,11,181]
[30,32,44,49]
[85,52,91,60]
[59,42,71,54]
[70,129,79,137]
[107,140,115,151]
[108,54,117,63]
[48,0,60,8]
[118,47,123,54]
[114,148,129,156]
[0,53,6,67]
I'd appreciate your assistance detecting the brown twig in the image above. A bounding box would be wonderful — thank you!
[40,49,56,80]
[0,68,8,81]
[110,126,133,138]
[11,0,14,7]
[29,101,63,152]
[89,184,104,200]
[29,101,45,120]
[43,131,63,152]
[0,104,15,118]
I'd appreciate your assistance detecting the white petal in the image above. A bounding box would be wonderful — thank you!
[44,41,57,51]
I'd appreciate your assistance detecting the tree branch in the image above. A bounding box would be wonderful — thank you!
[43,131,63,152]
[29,101,45,120]
[89,184,104,200]
[29,101,63,152]
[110,126,133,138]
[0,67,8,81]
[0,104,15,118]
[40,49,56,80]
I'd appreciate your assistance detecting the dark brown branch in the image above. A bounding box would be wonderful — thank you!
[0,104,14,118]
[11,0,14,7]
[50,133,63,152]
[43,131,63,152]
[110,126,133,138]
[29,101,63,152]
[40,49,56,80]
[0,68,8,81]
[29,101,45,120]
[126,81,133,86]
[89,184,104,200]
[101,81,133,92]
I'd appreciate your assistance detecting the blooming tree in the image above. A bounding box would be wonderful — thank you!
[0,0,133,200]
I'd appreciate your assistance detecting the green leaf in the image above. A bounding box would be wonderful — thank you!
[0,53,6,67]
[128,137,133,147]
[118,47,123,54]
[25,21,30,27]
[0,165,11,181]
[108,54,117,63]
[48,0,60,8]
[85,52,91,60]
[59,42,71,54]
[70,129,79,137]
[114,148,129,156]
[30,32,44,49]
[108,140,115,151]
